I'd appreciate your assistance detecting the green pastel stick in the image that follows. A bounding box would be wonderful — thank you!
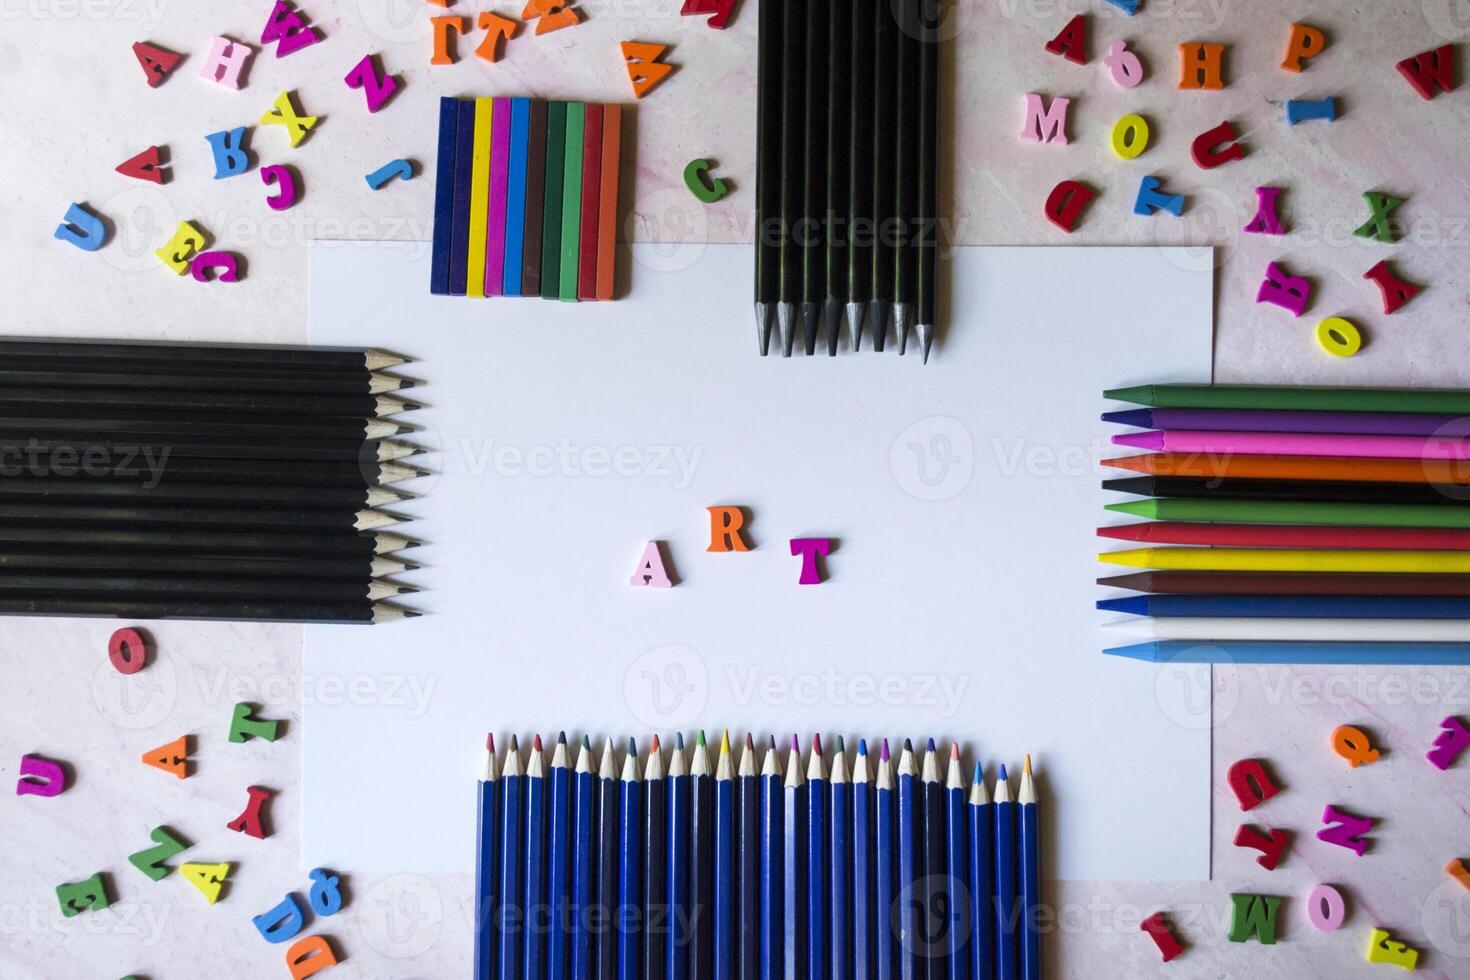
[559,102,585,302]
[1104,384,1470,414]
[1108,497,1470,529]
[540,101,567,301]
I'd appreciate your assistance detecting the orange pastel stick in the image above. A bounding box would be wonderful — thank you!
[1103,453,1470,485]
[595,104,622,301]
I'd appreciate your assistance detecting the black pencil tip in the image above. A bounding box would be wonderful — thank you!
[799,303,819,356]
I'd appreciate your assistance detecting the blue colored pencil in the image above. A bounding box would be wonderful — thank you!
[1099,594,1470,619]
[714,733,736,980]
[992,767,1017,980]
[807,735,827,980]
[874,741,896,980]
[944,747,969,980]
[667,735,691,980]
[430,96,460,294]
[549,734,573,980]
[1017,759,1040,980]
[448,98,476,295]
[1105,640,1470,665]
[783,736,807,980]
[896,741,919,980]
[499,737,526,980]
[736,736,760,980]
[504,96,531,296]
[967,764,992,980]
[595,738,621,980]
[620,740,644,980]
[829,739,850,980]
[690,733,716,980]
[525,736,549,980]
[643,738,667,980]
[851,741,873,980]
[759,738,784,980]
[476,734,501,980]
[920,741,948,980]
[572,738,597,980]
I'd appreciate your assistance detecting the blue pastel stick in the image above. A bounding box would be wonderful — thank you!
[874,742,896,980]
[993,767,1018,980]
[499,737,526,980]
[759,738,783,980]
[896,742,919,980]
[829,739,850,980]
[475,735,501,980]
[1017,759,1040,980]
[852,742,874,980]
[782,736,807,980]
[737,736,760,980]
[714,734,736,980]
[806,736,827,980]
[944,748,969,980]
[549,734,573,980]
[594,739,621,980]
[1106,640,1470,665]
[667,735,691,980]
[430,97,460,294]
[619,740,644,980]
[1100,594,1470,619]
[525,737,549,980]
[504,97,531,296]
[448,98,476,294]
[572,738,597,980]
[967,764,993,980]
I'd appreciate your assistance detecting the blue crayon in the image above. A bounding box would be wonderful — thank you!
[430,97,461,294]
[504,97,531,295]
[1106,640,1470,665]
[448,98,476,294]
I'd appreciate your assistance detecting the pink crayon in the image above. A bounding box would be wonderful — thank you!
[484,97,512,297]
[1114,429,1470,461]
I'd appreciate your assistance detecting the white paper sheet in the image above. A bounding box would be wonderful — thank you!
[304,241,1214,881]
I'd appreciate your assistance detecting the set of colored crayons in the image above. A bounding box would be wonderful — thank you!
[474,733,1043,980]
[753,0,942,360]
[1098,382,1470,664]
[0,339,423,624]
[431,97,623,302]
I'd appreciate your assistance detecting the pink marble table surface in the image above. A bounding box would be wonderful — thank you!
[2,0,1470,977]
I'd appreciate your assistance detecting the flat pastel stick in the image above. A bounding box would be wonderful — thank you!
[429,97,461,294]
[577,104,603,301]
[540,101,567,301]
[1103,407,1470,436]
[522,100,548,298]
[503,97,531,297]
[448,99,476,295]
[1117,429,1470,460]
[596,104,622,301]
[465,97,494,299]
[484,96,512,297]
[559,102,585,302]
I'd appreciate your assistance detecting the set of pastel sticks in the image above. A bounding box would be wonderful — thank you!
[474,732,1043,980]
[1098,382,1470,664]
[431,97,623,302]
[0,338,423,623]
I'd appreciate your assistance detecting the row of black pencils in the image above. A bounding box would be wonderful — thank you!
[754,0,942,361]
[0,339,425,623]
[475,733,1042,980]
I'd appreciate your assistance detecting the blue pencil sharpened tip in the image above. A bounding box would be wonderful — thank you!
[857,739,867,756]
[999,763,1008,781]
[1096,596,1150,616]
[1103,641,1166,662]
[627,736,637,754]
[972,761,983,782]
[926,737,936,752]
[558,731,567,744]
[903,738,913,752]
[676,732,685,749]
[1101,408,1153,428]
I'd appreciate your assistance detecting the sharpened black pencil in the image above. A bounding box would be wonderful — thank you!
[915,0,940,364]
[0,595,416,623]
[0,502,404,531]
[0,455,421,488]
[846,0,876,349]
[0,548,415,579]
[777,0,808,357]
[801,0,831,356]
[870,0,900,352]
[892,0,921,356]
[0,367,412,396]
[0,389,416,418]
[754,0,784,355]
[0,434,418,464]
[0,478,409,509]
[0,338,406,372]
[824,0,851,355]
[0,572,415,602]
[0,407,410,438]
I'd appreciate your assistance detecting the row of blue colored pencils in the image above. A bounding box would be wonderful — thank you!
[474,732,1042,980]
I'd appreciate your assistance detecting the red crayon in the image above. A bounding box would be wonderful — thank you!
[577,105,604,301]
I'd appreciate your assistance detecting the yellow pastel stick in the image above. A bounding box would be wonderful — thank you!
[1099,547,1470,574]
[465,97,494,299]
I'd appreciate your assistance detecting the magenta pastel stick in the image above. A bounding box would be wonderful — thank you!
[484,97,512,297]
[1103,407,1470,437]
[1114,429,1470,461]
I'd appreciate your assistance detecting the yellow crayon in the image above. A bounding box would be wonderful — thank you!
[1099,547,1470,574]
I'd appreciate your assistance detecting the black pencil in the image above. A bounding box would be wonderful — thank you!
[0,367,412,396]
[869,0,899,351]
[0,572,413,602]
[801,0,831,355]
[0,548,415,579]
[754,0,784,355]
[777,0,807,357]
[0,478,409,509]
[824,0,851,355]
[0,502,404,530]
[0,433,418,464]
[846,0,875,349]
[892,0,921,356]
[688,732,716,979]
[6,457,422,489]
[0,338,407,371]
[0,355,411,384]
[643,737,667,980]
[0,407,410,438]
[0,595,415,623]
[1104,475,1470,507]
[0,389,418,418]
[0,520,416,552]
